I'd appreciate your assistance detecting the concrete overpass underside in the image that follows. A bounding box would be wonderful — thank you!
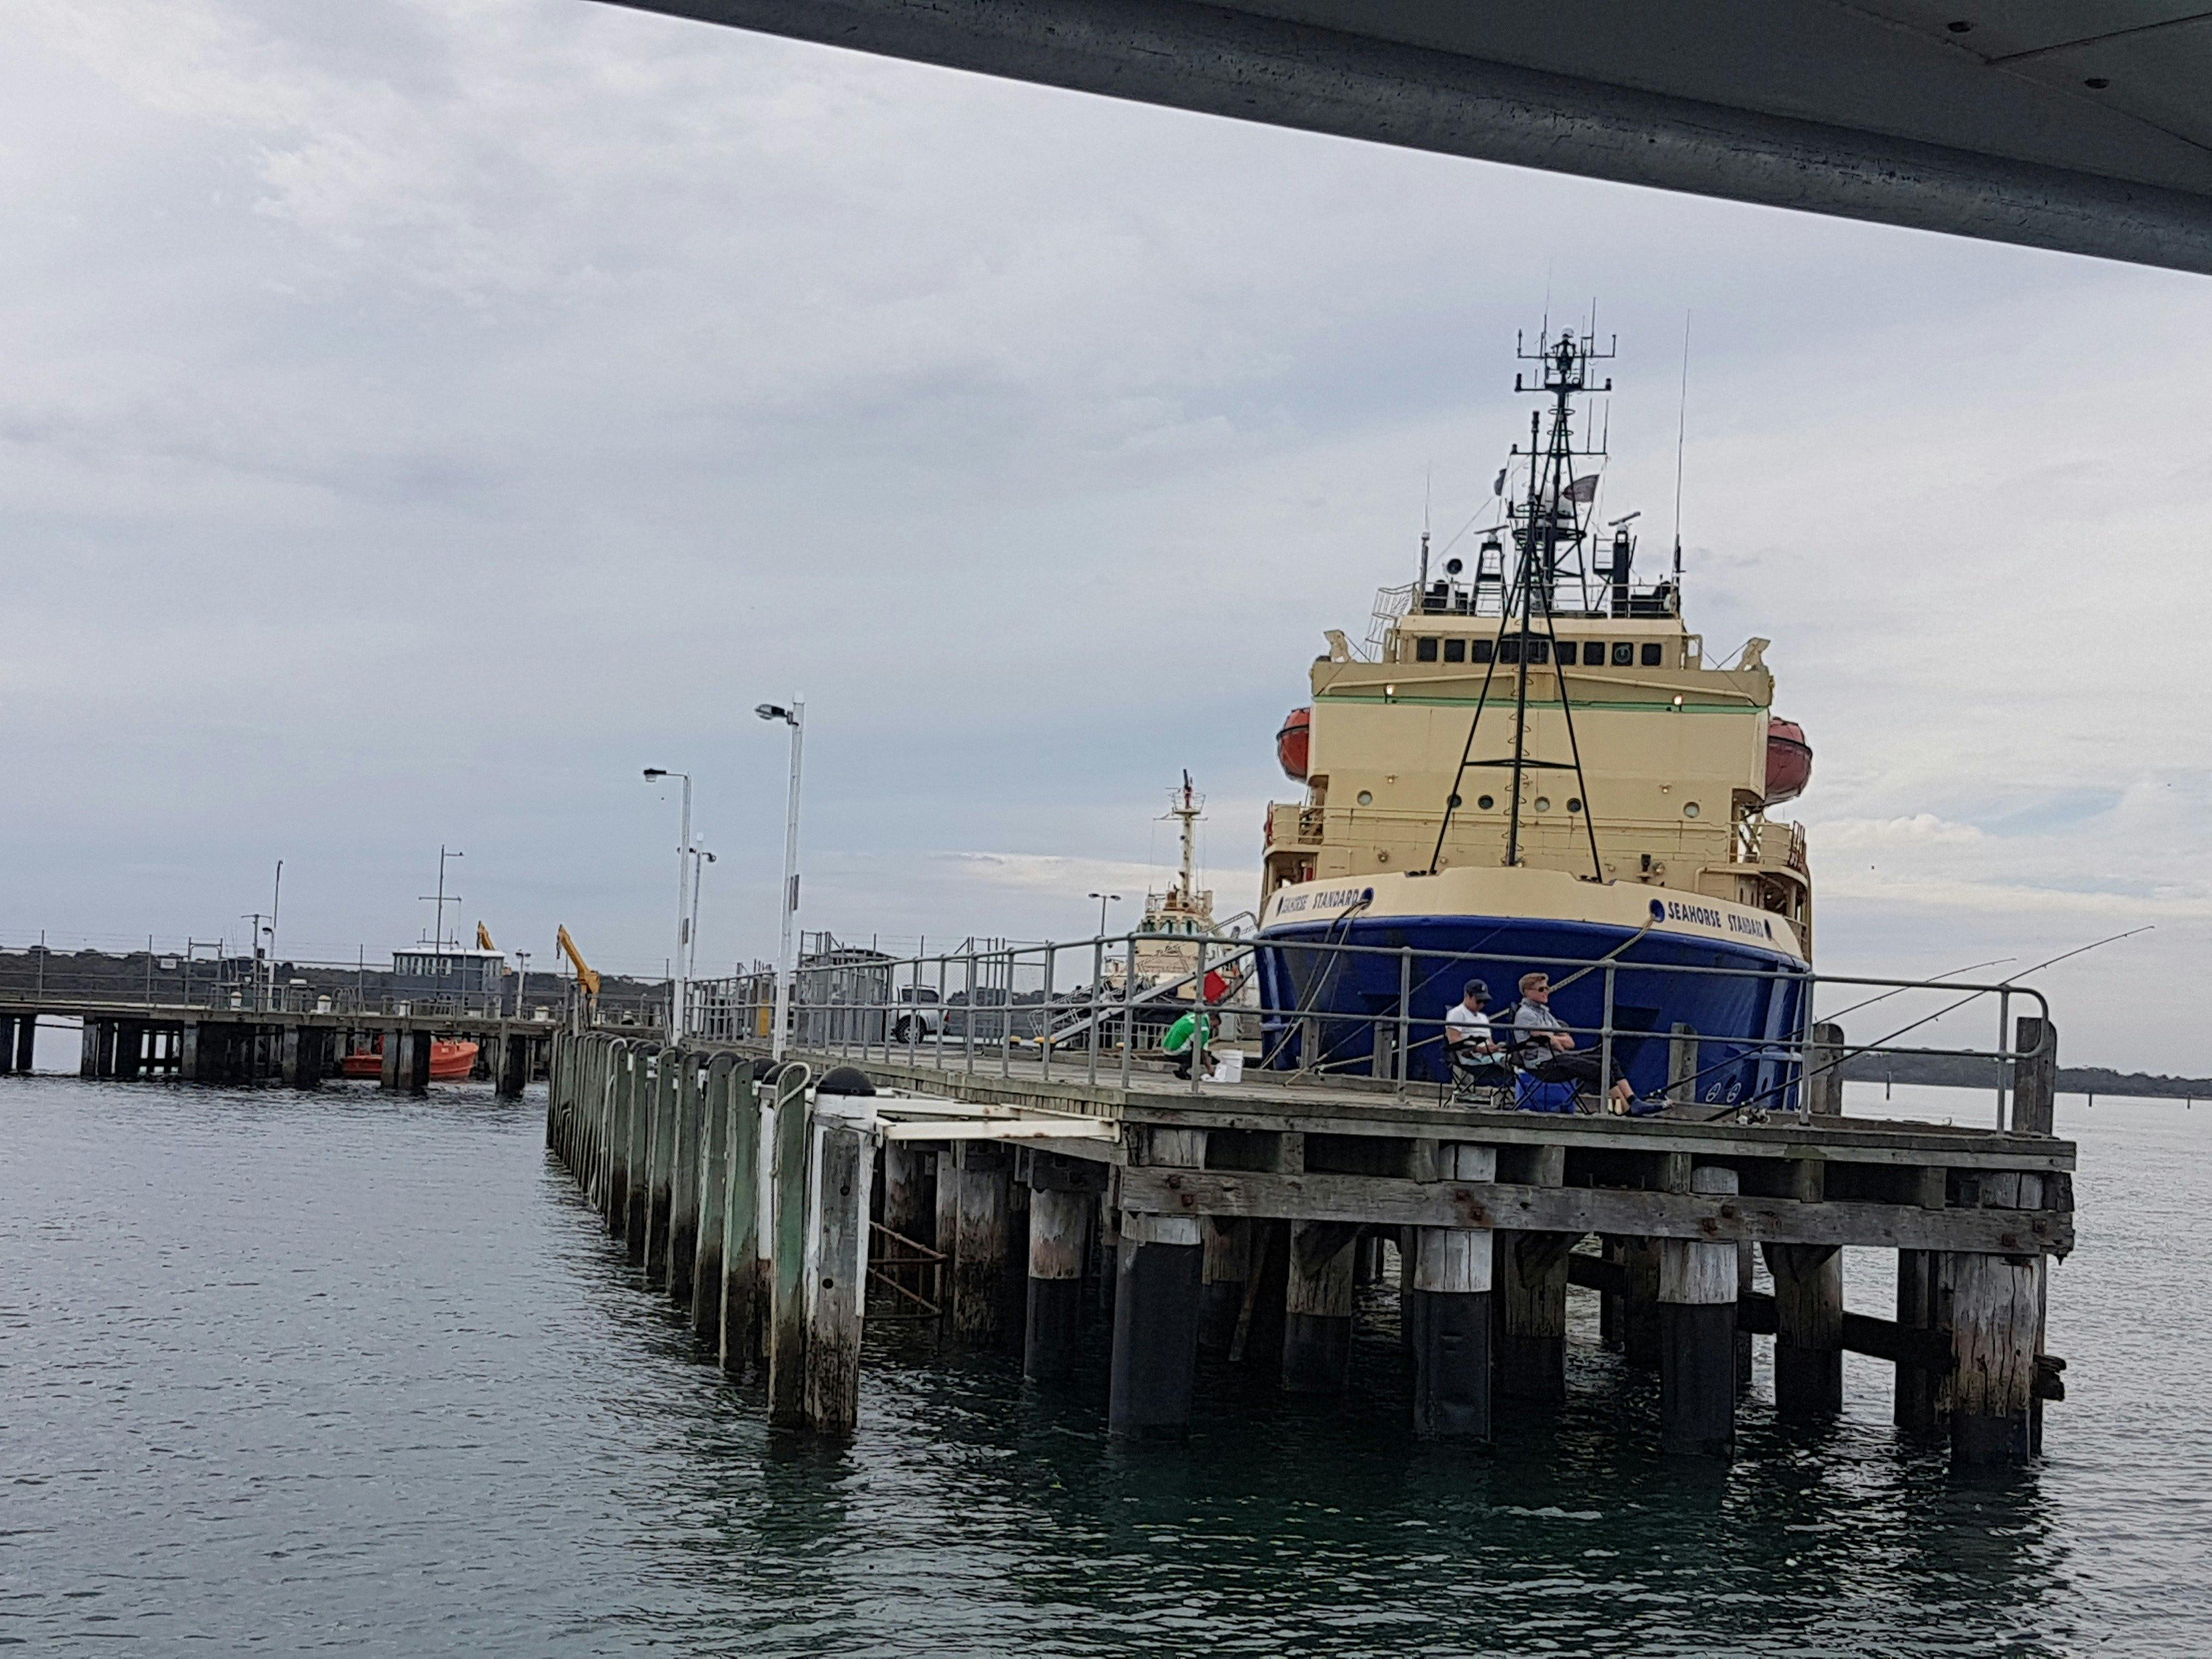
[605,1,2212,274]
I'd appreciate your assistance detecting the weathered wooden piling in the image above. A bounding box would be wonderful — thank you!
[643,1052,679,1288]
[804,1102,873,1433]
[1766,1159,1844,1417]
[951,1141,1014,1344]
[766,1063,814,1427]
[882,1143,932,1243]
[1023,1158,1094,1383]
[1409,1143,1495,1440]
[1949,1171,2046,1468]
[1108,1127,1205,1437]
[1198,1217,1250,1353]
[667,1053,703,1305]
[1282,1220,1358,1393]
[625,1052,652,1266]
[606,1042,635,1244]
[1660,1165,1740,1459]
[495,1034,530,1099]
[280,1025,325,1090]
[1496,1144,1570,1403]
[719,1059,764,1375]
[692,1054,737,1343]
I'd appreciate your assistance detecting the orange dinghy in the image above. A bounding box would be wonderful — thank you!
[340,1039,481,1081]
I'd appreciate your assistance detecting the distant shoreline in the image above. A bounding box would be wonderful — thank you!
[1841,1052,2210,1102]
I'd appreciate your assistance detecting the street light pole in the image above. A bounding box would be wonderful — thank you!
[687,847,716,989]
[642,769,694,1037]
[755,698,805,1062]
[1088,891,1122,936]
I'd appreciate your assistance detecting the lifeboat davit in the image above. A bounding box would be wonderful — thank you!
[1765,717,1813,805]
[1276,706,1311,781]
[340,1039,481,1082]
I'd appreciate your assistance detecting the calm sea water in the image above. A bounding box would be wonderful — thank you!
[5,1071,2208,1656]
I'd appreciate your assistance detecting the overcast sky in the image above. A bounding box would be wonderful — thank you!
[4,0,2207,1074]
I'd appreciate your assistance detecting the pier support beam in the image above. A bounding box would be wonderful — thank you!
[80,1018,103,1077]
[1660,1165,1740,1459]
[0,1014,16,1074]
[280,1025,325,1090]
[1109,1127,1206,1438]
[952,1142,1014,1345]
[720,1060,764,1375]
[382,1030,430,1094]
[882,1143,932,1244]
[494,1034,530,1099]
[667,1053,702,1306]
[693,1054,736,1342]
[645,1051,678,1289]
[625,1053,652,1266]
[804,1111,872,1434]
[1950,1173,2046,1469]
[766,1062,814,1427]
[1282,1220,1359,1395]
[1410,1143,1495,1440]
[1496,1145,1571,1403]
[1198,1218,1250,1354]
[12,1013,34,1073]
[1765,1160,1843,1417]
[1895,1165,1950,1434]
[606,1046,635,1244]
[1024,1163,1093,1383]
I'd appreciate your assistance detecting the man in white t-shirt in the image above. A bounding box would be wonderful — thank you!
[1444,979,1509,1094]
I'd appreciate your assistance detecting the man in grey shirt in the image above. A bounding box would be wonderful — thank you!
[1512,971,1634,1111]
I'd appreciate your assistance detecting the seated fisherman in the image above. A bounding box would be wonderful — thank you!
[1511,971,1635,1112]
[1443,978,1511,1094]
[1162,1007,1213,1080]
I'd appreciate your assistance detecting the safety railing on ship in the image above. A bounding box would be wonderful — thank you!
[685,928,2055,1132]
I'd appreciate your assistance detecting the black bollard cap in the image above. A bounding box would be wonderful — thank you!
[817,1065,877,1097]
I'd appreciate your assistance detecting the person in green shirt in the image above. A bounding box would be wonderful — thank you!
[1163,1009,1213,1080]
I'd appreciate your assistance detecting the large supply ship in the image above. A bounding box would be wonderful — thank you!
[1256,326,1815,1104]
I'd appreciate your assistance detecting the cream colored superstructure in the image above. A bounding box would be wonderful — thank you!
[1263,605,1813,950]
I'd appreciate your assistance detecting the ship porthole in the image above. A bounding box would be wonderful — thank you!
[1477,794,1494,810]
[1535,796,1551,812]
[1684,801,1701,818]
[1357,790,1373,806]
[1567,798,1583,814]
[1448,793,1462,808]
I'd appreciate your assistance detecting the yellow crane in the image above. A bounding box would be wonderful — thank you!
[556,924,601,998]
[476,922,498,952]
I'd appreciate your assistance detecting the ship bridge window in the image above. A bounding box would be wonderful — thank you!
[1640,643,1664,667]
[1443,639,1465,663]
[1472,640,1495,664]
[1527,638,1550,665]
[1499,638,1520,664]
[1556,641,1583,666]
[1611,642,1634,667]
[1415,637,1438,662]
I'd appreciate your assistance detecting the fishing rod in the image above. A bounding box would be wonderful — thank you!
[1695,925,2153,1121]
[1818,955,2016,1025]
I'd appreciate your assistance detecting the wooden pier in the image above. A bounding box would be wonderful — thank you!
[541,1019,2073,1469]
[0,999,558,1096]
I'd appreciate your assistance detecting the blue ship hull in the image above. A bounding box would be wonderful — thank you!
[1255,913,1809,1107]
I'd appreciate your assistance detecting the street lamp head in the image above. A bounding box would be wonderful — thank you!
[642,768,666,780]
[755,703,793,724]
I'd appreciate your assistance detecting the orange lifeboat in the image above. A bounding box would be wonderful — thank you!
[1765,717,1812,805]
[1276,706,1311,781]
[340,1039,481,1082]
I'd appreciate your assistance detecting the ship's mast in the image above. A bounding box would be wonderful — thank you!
[1430,327,1612,879]
[1171,770,1202,902]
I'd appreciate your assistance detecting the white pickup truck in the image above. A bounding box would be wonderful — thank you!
[891,985,943,1045]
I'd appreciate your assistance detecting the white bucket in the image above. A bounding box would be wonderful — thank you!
[1210,1050,1245,1085]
